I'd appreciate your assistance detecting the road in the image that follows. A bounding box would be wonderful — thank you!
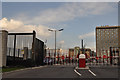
[2,64,119,79]
[2,64,78,78]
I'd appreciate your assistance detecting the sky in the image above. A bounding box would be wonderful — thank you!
[1,0,120,2]
[0,1,118,51]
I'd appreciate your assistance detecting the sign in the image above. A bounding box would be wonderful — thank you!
[79,54,85,59]
[21,49,24,54]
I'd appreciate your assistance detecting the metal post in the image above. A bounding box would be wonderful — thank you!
[13,35,16,61]
[58,49,59,64]
[69,53,70,63]
[9,48,11,56]
[81,39,84,54]
[49,49,50,65]
[113,48,115,65]
[106,50,108,65]
[32,30,36,61]
[82,39,83,49]
[48,28,64,64]
[92,51,94,64]
[110,47,113,65]
[18,49,20,58]
[118,48,120,66]
[55,31,56,64]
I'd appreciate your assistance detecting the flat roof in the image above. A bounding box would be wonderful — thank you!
[96,26,120,29]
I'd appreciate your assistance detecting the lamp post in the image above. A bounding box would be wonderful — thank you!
[48,28,64,64]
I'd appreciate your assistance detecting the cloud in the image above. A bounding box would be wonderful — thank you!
[57,40,65,48]
[86,41,96,51]
[59,40,65,44]
[79,31,95,39]
[78,32,96,51]
[78,31,96,51]
[0,18,51,37]
[15,3,115,25]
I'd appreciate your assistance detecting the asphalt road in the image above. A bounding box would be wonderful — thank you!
[2,64,119,79]
[89,67,119,78]
[2,64,78,78]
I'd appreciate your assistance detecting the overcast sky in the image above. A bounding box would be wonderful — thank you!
[0,1,118,51]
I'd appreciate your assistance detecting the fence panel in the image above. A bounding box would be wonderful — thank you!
[7,33,34,66]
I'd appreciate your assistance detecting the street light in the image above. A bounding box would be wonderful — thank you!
[48,28,64,64]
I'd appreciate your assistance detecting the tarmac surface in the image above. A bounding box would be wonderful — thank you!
[2,64,119,79]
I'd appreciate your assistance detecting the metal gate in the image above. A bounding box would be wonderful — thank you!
[44,47,120,66]
[7,31,35,66]
[110,47,120,65]
[44,49,77,66]
[86,47,120,66]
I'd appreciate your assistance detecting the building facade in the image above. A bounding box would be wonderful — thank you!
[74,47,80,56]
[69,47,93,59]
[69,48,74,58]
[79,48,92,59]
[96,26,120,59]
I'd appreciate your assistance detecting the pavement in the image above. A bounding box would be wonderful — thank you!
[1,64,120,79]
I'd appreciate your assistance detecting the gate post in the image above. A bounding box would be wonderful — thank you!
[0,30,8,67]
[110,47,113,65]
[32,30,36,61]
[13,35,16,62]
[118,48,120,66]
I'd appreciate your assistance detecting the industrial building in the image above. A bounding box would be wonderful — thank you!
[96,26,120,64]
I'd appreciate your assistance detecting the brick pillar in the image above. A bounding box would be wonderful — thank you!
[0,30,8,67]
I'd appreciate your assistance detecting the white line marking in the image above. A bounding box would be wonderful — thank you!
[88,70,96,76]
[74,69,81,76]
